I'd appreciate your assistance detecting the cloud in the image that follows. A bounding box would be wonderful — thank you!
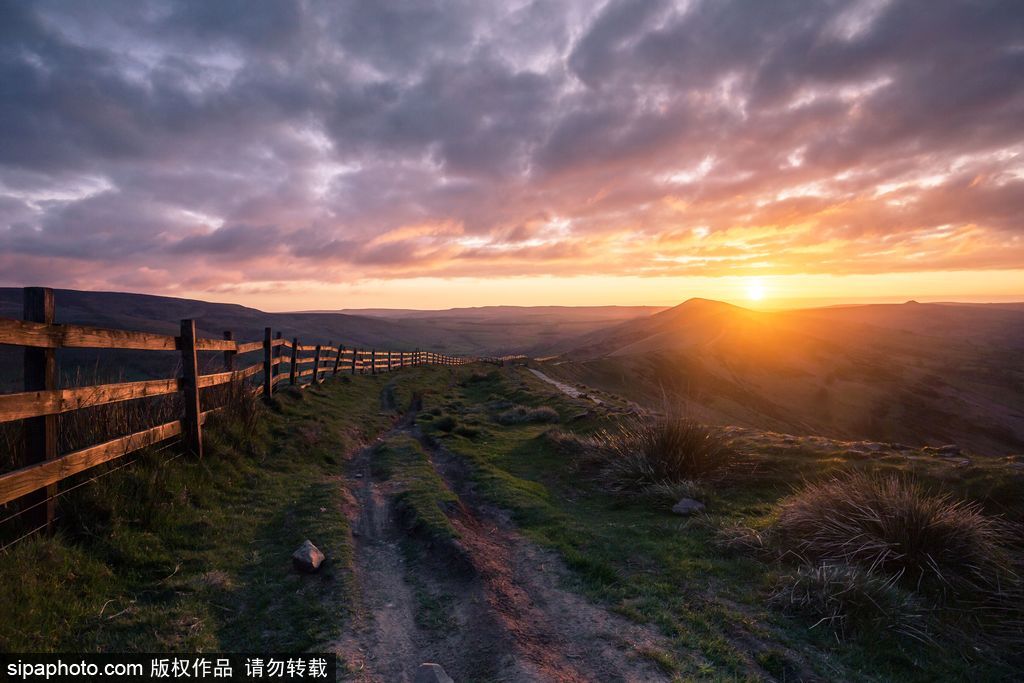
[0,0,1022,298]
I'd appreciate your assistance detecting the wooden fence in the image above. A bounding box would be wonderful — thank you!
[0,287,476,536]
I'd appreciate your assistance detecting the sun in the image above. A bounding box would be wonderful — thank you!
[746,278,766,302]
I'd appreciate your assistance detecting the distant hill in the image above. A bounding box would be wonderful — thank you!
[0,288,660,385]
[545,299,1024,455]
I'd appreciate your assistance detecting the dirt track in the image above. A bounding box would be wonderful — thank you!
[330,390,671,682]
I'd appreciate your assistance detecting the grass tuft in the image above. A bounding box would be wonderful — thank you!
[594,416,733,493]
[495,404,560,425]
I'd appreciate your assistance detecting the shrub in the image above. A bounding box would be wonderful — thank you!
[596,416,733,492]
[495,405,560,425]
[775,472,1019,600]
[770,563,931,642]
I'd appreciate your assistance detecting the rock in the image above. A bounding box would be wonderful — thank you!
[414,663,454,683]
[671,498,706,516]
[292,540,325,573]
[923,444,962,457]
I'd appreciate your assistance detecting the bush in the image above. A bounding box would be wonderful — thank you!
[495,405,560,425]
[770,563,931,642]
[775,472,1019,600]
[595,416,733,493]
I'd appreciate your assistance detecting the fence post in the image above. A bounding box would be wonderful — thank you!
[371,349,376,376]
[223,330,235,371]
[180,319,203,458]
[313,345,322,384]
[387,350,392,372]
[22,287,57,533]
[351,348,358,375]
[333,345,342,375]
[263,327,273,399]
[290,338,298,385]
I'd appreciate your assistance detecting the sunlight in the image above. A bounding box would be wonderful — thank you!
[746,277,767,302]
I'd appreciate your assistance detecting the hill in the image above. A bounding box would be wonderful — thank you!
[543,299,1024,455]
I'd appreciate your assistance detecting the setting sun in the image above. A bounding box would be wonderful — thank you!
[746,278,766,302]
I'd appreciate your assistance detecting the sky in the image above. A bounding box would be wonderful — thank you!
[1,0,1023,311]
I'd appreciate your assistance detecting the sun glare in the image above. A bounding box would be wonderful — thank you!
[746,278,766,302]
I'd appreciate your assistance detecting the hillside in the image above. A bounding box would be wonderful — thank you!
[543,299,1024,455]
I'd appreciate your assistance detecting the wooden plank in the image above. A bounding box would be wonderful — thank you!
[196,364,261,389]
[297,368,313,378]
[0,420,183,506]
[312,345,322,384]
[0,318,177,350]
[22,287,57,531]
[195,338,236,352]
[0,378,180,423]
[297,344,319,352]
[179,320,203,458]
[333,345,342,375]
[236,341,263,354]
[273,338,288,348]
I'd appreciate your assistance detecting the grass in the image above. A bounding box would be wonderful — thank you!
[0,368,448,652]
[369,434,459,542]
[424,364,1024,680]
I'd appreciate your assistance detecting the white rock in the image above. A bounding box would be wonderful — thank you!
[292,539,325,573]
[672,498,706,515]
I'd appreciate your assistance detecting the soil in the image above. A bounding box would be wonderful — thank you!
[330,387,672,682]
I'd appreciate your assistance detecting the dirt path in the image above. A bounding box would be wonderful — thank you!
[527,368,603,405]
[330,386,671,682]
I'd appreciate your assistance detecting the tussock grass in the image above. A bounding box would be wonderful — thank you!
[495,404,560,425]
[776,471,1019,598]
[594,416,733,493]
[770,563,931,642]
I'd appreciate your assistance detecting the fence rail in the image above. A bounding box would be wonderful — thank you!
[0,287,477,533]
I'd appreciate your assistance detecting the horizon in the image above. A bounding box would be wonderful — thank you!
[1,1,1023,309]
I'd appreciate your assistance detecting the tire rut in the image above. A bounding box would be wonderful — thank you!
[332,384,673,681]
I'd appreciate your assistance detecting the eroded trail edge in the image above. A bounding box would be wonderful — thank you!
[330,385,671,682]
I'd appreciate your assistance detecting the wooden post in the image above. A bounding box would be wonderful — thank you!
[387,350,392,372]
[180,319,203,458]
[289,338,298,385]
[22,287,57,532]
[263,327,273,399]
[333,345,342,375]
[371,349,376,375]
[351,348,358,375]
[223,330,235,371]
[313,345,322,384]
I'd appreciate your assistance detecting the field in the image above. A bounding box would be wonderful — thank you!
[5,361,1021,680]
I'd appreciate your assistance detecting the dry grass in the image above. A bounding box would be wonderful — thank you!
[594,415,734,493]
[775,471,1019,598]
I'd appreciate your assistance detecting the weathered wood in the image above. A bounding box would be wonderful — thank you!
[194,338,236,352]
[333,345,343,375]
[0,420,183,506]
[297,344,319,352]
[179,319,203,458]
[370,349,376,376]
[0,378,180,423]
[351,348,358,375]
[197,364,261,389]
[223,331,235,371]
[0,317,178,350]
[273,338,288,348]
[289,338,298,385]
[263,327,274,400]
[236,341,263,355]
[312,345,322,384]
[22,287,57,531]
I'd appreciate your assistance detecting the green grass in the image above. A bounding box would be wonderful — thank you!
[0,369,446,653]
[368,434,458,542]
[428,365,1024,681]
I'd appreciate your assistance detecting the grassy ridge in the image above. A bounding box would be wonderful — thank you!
[426,365,1024,681]
[0,370,445,652]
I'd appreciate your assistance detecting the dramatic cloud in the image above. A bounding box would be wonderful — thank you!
[1,0,1023,301]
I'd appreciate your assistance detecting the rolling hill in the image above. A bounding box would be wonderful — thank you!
[542,299,1024,455]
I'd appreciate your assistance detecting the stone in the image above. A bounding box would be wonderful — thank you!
[414,663,454,683]
[292,540,325,573]
[671,498,706,516]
